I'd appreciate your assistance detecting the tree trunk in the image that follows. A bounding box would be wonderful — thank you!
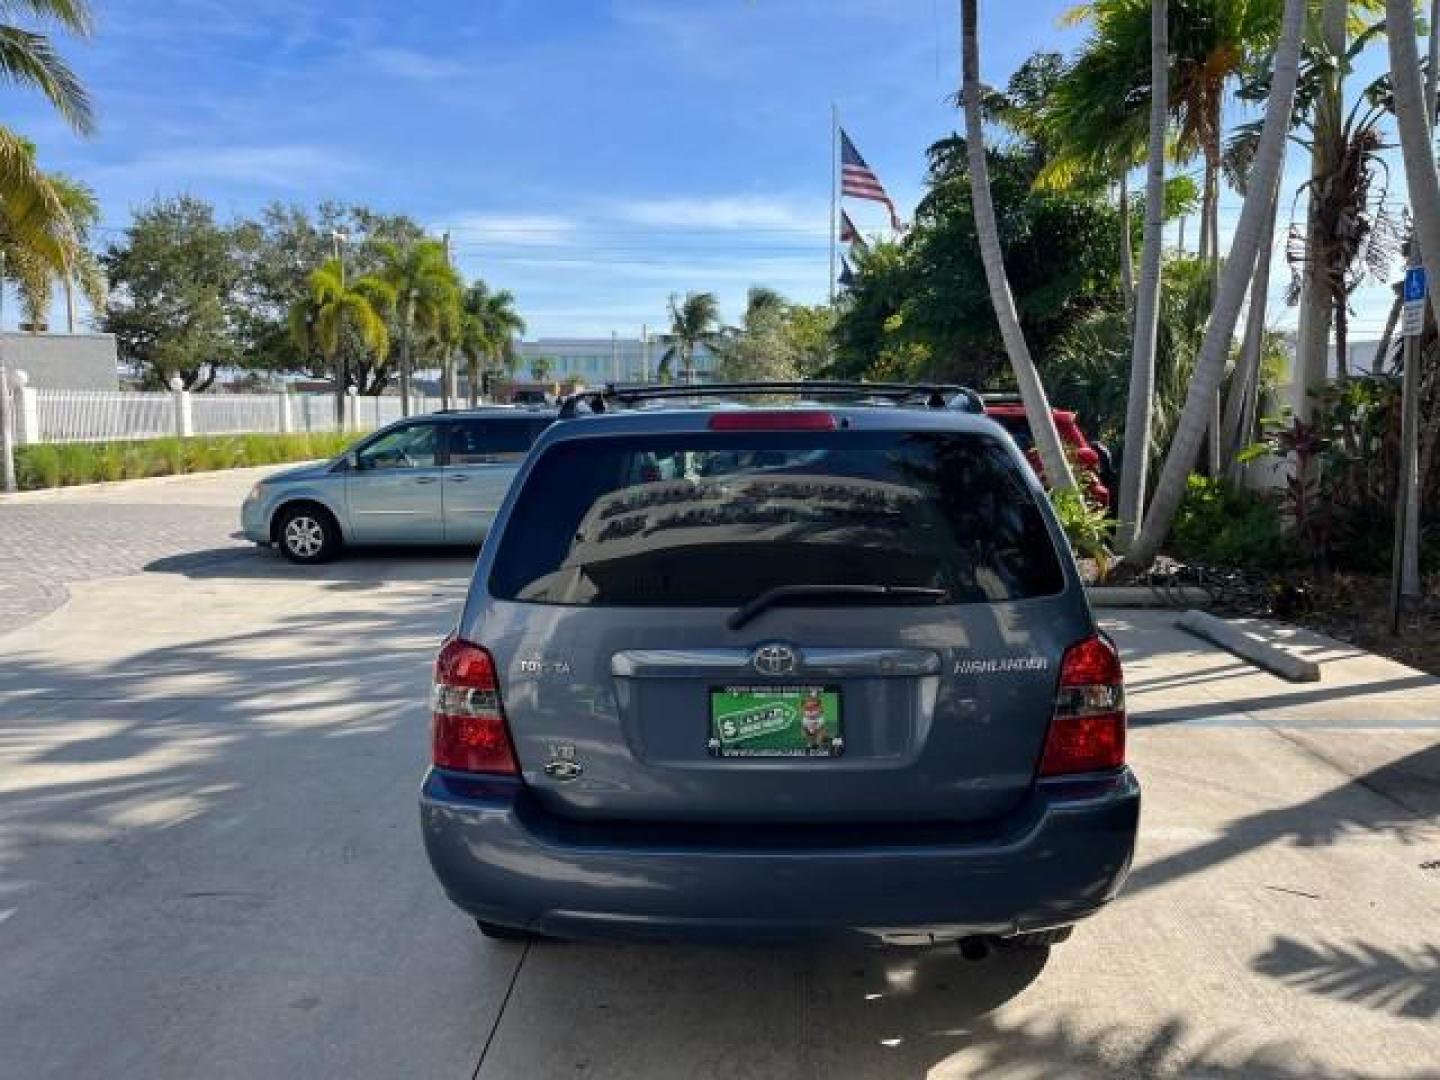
[1119,172,1135,311]
[333,349,345,426]
[1204,124,1224,476]
[399,300,414,418]
[961,0,1076,492]
[1294,0,1347,421]
[1222,174,1281,477]
[1374,287,1402,374]
[1117,0,1169,550]
[1122,0,1307,572]
[468,356,480,408]
[1198,164,1213,263]
[1334,297,1348,382]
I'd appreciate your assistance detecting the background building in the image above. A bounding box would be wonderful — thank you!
[1,332,120,390]
[513,337,718,385]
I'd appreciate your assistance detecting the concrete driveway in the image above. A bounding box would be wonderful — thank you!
[1,471,1437,1079]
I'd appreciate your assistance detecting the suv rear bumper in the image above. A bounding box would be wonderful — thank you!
[420,768,1140,942]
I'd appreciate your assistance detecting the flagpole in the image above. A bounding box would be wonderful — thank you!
[829,102,838,306]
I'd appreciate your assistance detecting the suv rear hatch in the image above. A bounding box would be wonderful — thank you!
[470,416,1092,825]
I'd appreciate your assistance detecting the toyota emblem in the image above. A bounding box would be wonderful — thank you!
[752,643,799,676]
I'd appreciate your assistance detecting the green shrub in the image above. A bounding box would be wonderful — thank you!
[56,444,95,486]
[1050,487,1116,577]
[17,445,61,489]
[92,443,125,482]
[13,431,362,491]
[1171,475,1290,570]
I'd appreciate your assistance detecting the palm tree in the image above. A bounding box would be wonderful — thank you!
[459,282,525,406]
[0,154,103,329]
[1116,0,1169,550]
[1122,0,1307,572]
[288,258,395,423]
[960,0,1076,492]
[0,1,96,320]
[378,239,461,415]
[1293,0,1349,420]
[659,291,721,384]
[530,355,553,385]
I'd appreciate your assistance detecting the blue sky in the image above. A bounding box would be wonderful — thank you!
[11,0,1401,340]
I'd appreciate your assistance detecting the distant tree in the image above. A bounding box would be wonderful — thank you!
[101,196,248,390]
[714,287,834,382]
[378,239,461,414]
[831,137,1122,386]
[660,291,722,383]
[459,281,525,405]
[234,201,427,377]
[529,355,553,384]
[288,258,395,420]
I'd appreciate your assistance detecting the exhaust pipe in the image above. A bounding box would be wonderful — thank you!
[958,936,990,961]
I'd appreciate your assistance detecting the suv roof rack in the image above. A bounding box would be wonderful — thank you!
[558,381,983,419]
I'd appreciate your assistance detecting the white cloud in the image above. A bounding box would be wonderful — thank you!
[99,144,359,188]
[363,47,470,83]
[614,195,827,234]
[448,213,579,246]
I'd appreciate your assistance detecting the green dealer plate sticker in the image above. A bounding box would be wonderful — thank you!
[707,685,844,758]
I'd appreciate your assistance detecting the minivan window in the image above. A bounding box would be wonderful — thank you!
[489,430,1064,606]
[356,422,439,471]
[448,417,551,464]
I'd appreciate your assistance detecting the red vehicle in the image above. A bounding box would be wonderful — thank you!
[981,396,1113,509]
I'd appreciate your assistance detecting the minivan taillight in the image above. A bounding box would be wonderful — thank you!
[1039,634,1126,777]
[432,637,518,775]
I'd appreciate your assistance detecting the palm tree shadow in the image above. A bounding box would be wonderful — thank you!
[1126,739,1440,898]
[1252,936,1440,1021]
[955,1012,1434,1079]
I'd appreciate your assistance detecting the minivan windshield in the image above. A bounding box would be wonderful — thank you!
[489,430,1065,607]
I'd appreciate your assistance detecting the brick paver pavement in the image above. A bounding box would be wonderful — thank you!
[0,467,282,630]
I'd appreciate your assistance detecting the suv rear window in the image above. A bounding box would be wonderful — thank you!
[489,430,1064,607]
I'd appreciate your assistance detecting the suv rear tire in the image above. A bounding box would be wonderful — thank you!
[276,504,339,564]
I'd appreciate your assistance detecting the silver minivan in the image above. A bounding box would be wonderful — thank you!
[241,409,554,562]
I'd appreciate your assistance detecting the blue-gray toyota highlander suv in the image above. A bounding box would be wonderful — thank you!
[420,382,1139,948]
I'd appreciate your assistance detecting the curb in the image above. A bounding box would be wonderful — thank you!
[1175,609,1321,683]
[1087,585,1214,608]
[0,461,322,502]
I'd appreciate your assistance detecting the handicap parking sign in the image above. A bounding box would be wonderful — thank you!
[1405,266,1427,303]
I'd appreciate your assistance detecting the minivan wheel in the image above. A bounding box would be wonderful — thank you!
[998,926,1074,950]
[475,918,536,942]
[276,505,339,564]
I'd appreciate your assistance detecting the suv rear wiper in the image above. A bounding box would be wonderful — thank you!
[727,584,949,631]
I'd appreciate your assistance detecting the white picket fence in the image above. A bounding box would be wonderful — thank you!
[13,387,443,445]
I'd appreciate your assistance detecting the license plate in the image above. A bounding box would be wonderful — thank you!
[708,685,843,758]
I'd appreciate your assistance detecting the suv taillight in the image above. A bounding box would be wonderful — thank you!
[1039,634,1126,777]
[432,637,518,775]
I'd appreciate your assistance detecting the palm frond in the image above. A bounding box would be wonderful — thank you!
[1,0,94,35]
[0,25,94,134]
[0,125,70,269]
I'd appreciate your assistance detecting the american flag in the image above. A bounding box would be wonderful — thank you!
[841,129,901,231]
[839,209,868,254]
[838,256,856,289]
